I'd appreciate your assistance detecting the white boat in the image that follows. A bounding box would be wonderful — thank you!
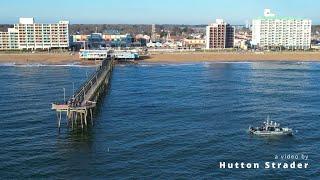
[249,116,293,136]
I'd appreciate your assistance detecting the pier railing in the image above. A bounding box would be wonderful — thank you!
[52,59,114,130]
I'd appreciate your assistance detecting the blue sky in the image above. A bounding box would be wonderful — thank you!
[0,0,319,24]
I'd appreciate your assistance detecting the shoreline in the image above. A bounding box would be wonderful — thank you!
[1,52,320,65]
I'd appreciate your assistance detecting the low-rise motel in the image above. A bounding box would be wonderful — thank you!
[0,18,69,50]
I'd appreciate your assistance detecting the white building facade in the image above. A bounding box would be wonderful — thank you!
[0,28,19,50]
[252,9,312,50]
[0,18,69,50]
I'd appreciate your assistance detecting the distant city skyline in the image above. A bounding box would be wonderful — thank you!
[1,0,319,24]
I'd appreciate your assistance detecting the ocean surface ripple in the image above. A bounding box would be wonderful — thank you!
[0,61,319,179]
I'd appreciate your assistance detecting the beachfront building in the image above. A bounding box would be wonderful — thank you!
[71,32,135,50]
[206,19,234,49]
[87,33,107,49]
[0,28,19,50]
[183,39,206,49]
[134,34,150,46]
[0,18,69,50]
[252,9,312,50]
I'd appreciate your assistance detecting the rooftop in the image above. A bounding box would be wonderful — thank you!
[254,16,310,21]
[18,17,69,24]
[254,9,310,21]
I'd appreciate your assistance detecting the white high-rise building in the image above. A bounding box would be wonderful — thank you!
[0,17,69,50]
[252,9,312,49]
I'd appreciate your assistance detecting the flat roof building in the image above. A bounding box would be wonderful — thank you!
[252,9,312,50]
[206,19,234,49]
[0,17,69,50]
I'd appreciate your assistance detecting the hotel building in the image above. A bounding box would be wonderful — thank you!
[206,19,234,49]
[0,18,69,50]
[252,9,312,49]
[0,28,19,50]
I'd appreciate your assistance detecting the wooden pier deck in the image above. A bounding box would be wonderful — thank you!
[51,59,114,130]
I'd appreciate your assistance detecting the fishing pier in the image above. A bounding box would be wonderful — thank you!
[52,59,114,130]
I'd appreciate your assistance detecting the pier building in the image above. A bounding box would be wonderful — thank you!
[79,49,139,60]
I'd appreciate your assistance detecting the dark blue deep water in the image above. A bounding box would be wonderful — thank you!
[0,62,319,179]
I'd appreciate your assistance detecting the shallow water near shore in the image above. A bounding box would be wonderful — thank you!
[0,61,319,179]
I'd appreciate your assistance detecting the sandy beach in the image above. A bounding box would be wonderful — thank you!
[0,53,88,65]
[0,52,320,65]
[143,52,320,63]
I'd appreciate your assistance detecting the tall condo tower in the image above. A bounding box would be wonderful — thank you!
[206,19,234,49]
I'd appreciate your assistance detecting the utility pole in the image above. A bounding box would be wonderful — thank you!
[72,82,75,98]
[63,88,66,102]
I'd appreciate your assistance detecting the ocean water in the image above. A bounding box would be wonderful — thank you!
[0,61,319,179]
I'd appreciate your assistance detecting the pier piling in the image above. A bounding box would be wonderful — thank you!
[52,59,114,130]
